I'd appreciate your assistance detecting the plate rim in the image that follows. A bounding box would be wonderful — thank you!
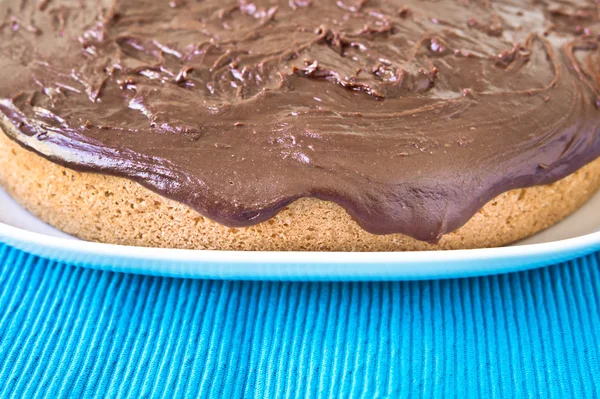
[1,219,599,265]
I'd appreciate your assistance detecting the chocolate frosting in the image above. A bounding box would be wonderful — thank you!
[0,0,599,242]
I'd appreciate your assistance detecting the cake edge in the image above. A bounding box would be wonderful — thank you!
[1,128,599,251]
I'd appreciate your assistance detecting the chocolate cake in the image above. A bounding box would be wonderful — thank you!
[0,0,599,250]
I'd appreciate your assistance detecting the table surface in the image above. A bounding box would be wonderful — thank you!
[0,243,599,398]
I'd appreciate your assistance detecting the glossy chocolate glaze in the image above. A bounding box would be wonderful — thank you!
[0,0,599,242]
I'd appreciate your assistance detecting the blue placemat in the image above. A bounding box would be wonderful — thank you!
[0,243,599,398]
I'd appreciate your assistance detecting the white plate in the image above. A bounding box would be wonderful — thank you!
[0,185,599,280]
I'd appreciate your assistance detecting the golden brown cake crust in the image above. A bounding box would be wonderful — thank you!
[1,129,599,251]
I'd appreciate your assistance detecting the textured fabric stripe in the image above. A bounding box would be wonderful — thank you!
[0,244,599,398]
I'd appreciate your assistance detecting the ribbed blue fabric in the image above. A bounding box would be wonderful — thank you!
[0,244,599,398]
